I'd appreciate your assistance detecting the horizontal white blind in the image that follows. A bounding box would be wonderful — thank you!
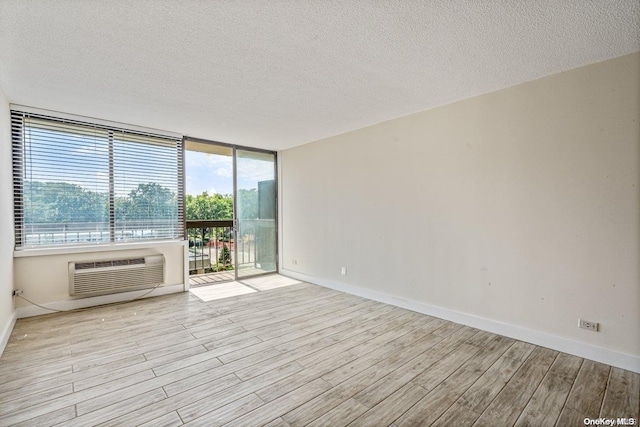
[12,111,184,249]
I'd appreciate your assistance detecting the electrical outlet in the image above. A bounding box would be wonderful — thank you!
[292,259,298,265]
[341,267,347,276]
[12,289,23,297]
[578,319,599,331]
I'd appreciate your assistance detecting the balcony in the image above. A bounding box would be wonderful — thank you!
[187,219,274,286]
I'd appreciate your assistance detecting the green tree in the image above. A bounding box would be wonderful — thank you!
[218,243,232,266]
[24,181,107,225]
[185,192,233,220]
[121,183,177,220]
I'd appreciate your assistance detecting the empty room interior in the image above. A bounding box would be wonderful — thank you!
[0,1,639,426]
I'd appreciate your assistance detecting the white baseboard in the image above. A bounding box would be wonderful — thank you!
[16,283,186,318]
[0,310,17,357]
[281,269,640,374]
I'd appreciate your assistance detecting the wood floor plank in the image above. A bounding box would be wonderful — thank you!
[152,335,256,377]
[281,331,457,426]
[349,382,428,427]
[256,350,358,403]
[430,401,483,427]
[73,345,206,392]
[0,353,149,404]
[503,340,536,361]
[73,356,222,417]
[392,366,481,427]
[161,348,279,398]
[472,347,558,426]
[273,304,389,353]
[72,353,147,374]
[233,305,418,384]
[0,384,74,416]
[11,405,76,427]
[198,294,351,338]
[223,378,332,427]
[391,335,516,427]
[138,411,184,427]
[175,362,304,424]
[57,388,168,427]
[0,369,156,425]
[100,373,244,426]
[252,307,409,368]
[345,317,446,360]
[296,310,419,369]
[295,301,380,334]
[460,335,515,374]
[221,300,346,338]
[214,304,381,367]
[74,369,158,415]
[354,340,478,409]
[600,367,640,420]
[305,398,369,427]
[555,407,588,427]
[514,353,582,427]
[0,365,73,394]
[560,359,611,418]
[262,417,291,427]
[453,347,533,414]
[411,343,482,392]
[149,335,261,366]
[183,393,264,426]
[0,275,634,427]
[320,321,447,387]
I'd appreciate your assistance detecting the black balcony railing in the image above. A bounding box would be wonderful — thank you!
[186,219,268,276]
[186,220,235,274]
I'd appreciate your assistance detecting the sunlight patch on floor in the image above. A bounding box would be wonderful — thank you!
[189,274,302,301]
[189,281,256,301]
[239,274,303,291]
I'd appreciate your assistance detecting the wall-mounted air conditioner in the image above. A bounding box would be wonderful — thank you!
[68,254,165,298]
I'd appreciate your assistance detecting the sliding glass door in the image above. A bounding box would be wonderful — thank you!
[235,149,277,278]
[184,139,277,283]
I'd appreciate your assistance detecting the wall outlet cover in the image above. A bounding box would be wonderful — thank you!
[578,319,599,332]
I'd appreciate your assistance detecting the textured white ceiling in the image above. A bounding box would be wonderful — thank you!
[0,1,638,150]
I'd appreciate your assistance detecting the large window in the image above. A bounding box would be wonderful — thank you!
[12,110,184,249]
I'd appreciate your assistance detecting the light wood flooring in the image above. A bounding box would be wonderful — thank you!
[1,277,638,426]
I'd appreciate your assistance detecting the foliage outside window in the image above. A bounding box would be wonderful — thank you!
[12,111,184,249]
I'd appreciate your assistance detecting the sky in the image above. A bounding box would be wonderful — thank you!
[185,151,233,195]
[185,150,274,196]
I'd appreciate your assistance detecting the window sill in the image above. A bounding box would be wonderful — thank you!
[13,240,188,258]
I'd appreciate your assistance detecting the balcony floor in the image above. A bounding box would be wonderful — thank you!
[188,271,235,287]
[189,268,278,288]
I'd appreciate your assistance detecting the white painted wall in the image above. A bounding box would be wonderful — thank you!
[14,243,186,316]
[281,53,640,367]
[0,86,16,354]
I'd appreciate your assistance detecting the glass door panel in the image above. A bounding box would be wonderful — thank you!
[184,141,234,283]
[235,149,277,278]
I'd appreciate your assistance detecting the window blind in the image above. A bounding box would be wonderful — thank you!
[12,110,184,249]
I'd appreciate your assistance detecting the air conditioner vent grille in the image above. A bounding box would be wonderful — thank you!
[75,262,96,270]
[69,255,165,298]
[74,257,147,270]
